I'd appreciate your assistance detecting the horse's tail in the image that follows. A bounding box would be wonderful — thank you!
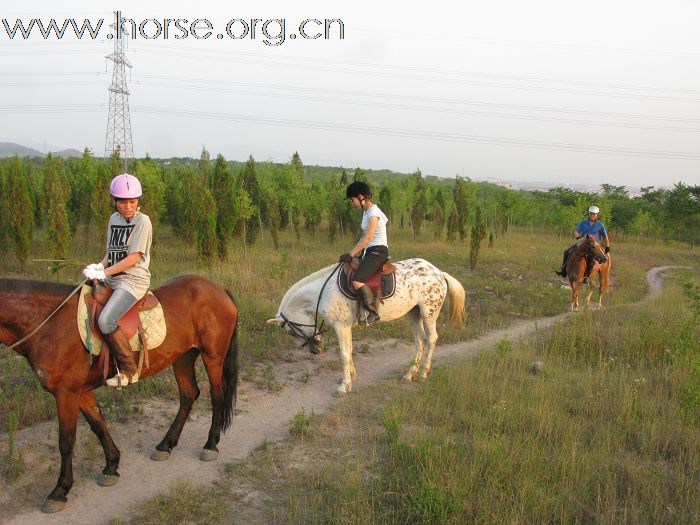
[442,272,466,327]
[221,289,239,433]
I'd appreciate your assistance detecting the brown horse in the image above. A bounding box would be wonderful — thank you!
[565,235,610,311]
[0,275,238,513]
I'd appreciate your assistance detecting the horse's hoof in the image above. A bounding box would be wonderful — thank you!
[200,449,219,462]
[334,388,347,397]
[151,449,171,461]
[41,498,66,514]
[97,473,119,487]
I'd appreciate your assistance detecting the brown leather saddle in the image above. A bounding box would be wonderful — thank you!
[337,258,397,303]
[85,283,159,378]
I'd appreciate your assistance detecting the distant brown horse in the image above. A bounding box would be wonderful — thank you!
[565,235,610,311]
[0,275,238,513]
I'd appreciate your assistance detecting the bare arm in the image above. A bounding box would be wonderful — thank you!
[104,252,142,277]
[350,216,378,256]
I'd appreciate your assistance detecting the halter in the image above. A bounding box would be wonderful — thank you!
[279,262,342,350]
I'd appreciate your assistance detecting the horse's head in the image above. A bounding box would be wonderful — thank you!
[586,234,608,264]
[267,313,324,354]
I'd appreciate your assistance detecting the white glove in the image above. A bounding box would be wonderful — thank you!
[83,268,107,281]
[86,262,104,271]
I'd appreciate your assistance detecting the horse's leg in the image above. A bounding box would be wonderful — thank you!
[402,307,425,384]
[598,264,610,307]
[570,282,579,311]
[153,348,201,461]
[43,391,80,513]
[78,390,120,487]
[200,346,227,460]
[419,316,440,380]
[586,275,596,307]
[333,324,354,396]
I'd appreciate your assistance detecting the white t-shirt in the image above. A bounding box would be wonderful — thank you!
[361,204,389,248]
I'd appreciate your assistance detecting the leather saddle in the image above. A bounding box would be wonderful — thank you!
[85,283,159,342]
[337,258,397,303]
[84,282,160,377]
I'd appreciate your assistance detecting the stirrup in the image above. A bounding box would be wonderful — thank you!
[361,311,380,325]
[106,372,139,388]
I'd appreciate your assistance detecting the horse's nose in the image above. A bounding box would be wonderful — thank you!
[309,339,324,354]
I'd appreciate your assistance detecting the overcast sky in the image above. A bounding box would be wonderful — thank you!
[3,0,699,189]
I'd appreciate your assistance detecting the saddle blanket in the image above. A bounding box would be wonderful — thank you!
[76,284,167,355]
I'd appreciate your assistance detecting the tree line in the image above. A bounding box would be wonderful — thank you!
[0,149,697,270]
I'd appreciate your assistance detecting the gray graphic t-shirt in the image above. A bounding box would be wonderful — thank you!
[104,211,152,299]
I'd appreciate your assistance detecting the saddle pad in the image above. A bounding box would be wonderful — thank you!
[337,270,396,301]
[76,284,167,355]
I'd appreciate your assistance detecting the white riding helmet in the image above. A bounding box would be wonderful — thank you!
[588,205,600,214]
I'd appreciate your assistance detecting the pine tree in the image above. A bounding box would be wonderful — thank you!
[469,206,486,270]
[452,176,471,242]
[208,154,238,260]
[267,192,281,250]
[91,162,114,246]
[239,156,261,245]
[196,185,217,265]
[136,156,165,235]
[198,146,212,185]
[43,154,71,259]
[238,187,258,257]
[7,157,34,268]
[0,165,8,259]
[433,188,446,239]
[409,170,427,242]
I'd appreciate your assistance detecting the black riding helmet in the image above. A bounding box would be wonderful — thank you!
[346,181,372,200]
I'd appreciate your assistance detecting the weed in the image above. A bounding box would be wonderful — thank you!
[380,405,404,444]
[2,412,25,482]
[289,408,314,436]
[299,365,312,384]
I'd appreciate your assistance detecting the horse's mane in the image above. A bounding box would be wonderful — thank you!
[0,278,74,296]
[278,264,337,314]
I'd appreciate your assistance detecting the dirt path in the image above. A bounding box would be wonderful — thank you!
[2,266,688,525]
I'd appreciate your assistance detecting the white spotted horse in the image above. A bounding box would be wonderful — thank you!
[268,258,466,395]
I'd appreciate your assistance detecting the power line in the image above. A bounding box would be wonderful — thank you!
[129,48,700,103]
[128,105,700,161]
[129,43,700,96]
[131,79,700,134]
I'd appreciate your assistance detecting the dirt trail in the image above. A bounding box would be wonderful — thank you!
[2,266,688,525]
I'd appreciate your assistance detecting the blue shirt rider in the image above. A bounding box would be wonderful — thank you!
[556,205,611,284]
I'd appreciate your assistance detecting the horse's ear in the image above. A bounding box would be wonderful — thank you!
[267,318,282,326]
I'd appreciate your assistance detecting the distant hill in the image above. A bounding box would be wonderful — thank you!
[0,142,43,158]
[0,142,83,159]
[52,148,82,158]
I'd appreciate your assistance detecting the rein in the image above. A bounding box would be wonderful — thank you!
[1,280,84,352]
[280,262,343,349]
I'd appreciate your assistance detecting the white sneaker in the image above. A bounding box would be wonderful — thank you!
[106,373,139,388]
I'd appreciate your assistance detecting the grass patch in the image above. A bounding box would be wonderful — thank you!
[117,480,228,525]
[222,272,699,524]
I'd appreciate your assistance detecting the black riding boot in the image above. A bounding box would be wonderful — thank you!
[356,285,380,325]
[555,250,570,277]
[583,257,595,285]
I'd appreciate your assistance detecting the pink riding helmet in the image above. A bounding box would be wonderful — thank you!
[109,173,142,199]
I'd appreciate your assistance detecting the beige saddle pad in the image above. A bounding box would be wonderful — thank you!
[76,284,167,355]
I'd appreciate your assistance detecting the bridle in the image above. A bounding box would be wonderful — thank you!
[279,262,342,352]
[0,281,84,352]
